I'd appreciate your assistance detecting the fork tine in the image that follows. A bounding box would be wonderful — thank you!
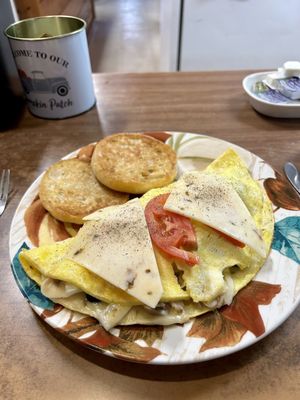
[0,170,5,197]
[0,170,10,216]
[2,169,10,202]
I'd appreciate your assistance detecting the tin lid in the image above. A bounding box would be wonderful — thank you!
[5,15,86,41]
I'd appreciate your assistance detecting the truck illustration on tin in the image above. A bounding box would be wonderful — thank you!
[18,70,70,96]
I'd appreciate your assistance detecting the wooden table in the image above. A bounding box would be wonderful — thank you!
[0,71,299,400]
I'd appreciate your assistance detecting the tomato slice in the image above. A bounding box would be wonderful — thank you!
[144,193,199,266]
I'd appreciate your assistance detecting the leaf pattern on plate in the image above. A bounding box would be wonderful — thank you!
[24,197,48,246]
[264,171,300,211]
[59,316,100,336]
[40,304,64,319]
[272,216,300,264]
[187,281,281,352]
[187,311,247,352]
[221,281,281,337]
[24,198,71,246]
[167,132,208,153]
[143,131,171,142]
[11,243,55,310]
[46,213,71,242]
[61,320,162,362]
[52,313,163,362]
[77,143,95,162]
[187,310,223,340]
[201,318,247,353]
[118,325,164,346]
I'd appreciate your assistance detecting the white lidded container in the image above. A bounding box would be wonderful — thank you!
[5,15,96,119]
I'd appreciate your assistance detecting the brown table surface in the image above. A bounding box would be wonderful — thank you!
[0,71,299,400]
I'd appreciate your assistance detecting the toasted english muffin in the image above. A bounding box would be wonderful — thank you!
[91,133,177,194]
[39,158,129,224]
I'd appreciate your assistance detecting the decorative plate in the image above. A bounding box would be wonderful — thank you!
[243,71,300,118]
[9,132,300,364]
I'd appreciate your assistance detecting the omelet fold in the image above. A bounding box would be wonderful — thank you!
[19,238,189,305]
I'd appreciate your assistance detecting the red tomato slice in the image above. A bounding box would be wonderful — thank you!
[144,193,199,266]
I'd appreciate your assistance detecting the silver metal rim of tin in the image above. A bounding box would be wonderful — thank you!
[5,15,86,42]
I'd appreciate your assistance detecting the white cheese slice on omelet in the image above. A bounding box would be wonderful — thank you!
[66,198,163,308]
[164,171,266,258]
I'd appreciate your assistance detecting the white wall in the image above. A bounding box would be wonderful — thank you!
[8,1,300,72]
[163,0,300,71]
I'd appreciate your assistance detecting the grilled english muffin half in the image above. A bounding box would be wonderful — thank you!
[39,158,129,224]
[91,133,177,194]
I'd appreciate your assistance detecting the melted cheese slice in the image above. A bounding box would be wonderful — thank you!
[66,198,163,308]
[164,171,266,258]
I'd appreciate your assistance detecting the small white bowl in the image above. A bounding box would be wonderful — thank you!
[242,71,300,118]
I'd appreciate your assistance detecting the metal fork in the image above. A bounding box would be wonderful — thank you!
[0,169,10,216]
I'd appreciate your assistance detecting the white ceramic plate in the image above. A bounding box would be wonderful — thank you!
[243,71,300,118]
[9,132,300,364]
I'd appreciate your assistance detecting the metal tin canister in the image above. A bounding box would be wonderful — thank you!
[5,15,95,119]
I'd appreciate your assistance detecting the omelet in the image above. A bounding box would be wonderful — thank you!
[164,149,274,305]
[19,149,274,330]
